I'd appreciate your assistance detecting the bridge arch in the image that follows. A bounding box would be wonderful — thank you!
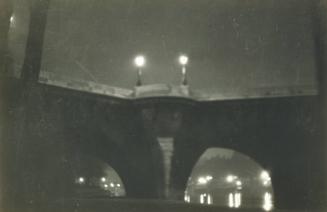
[184,147,274,211]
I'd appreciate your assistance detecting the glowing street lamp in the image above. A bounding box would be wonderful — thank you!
[77,177,85,184]
[178,55,189,85]
[134,55,146,86]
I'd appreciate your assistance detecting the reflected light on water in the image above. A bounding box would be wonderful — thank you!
[228,193,234,208]
[263,192,273,211]
[207,194,212,205]
[235,192,242,208]
[228,192,242,208]
[200,194,205,204]
[184,194,190,203]
[199,193,212,205]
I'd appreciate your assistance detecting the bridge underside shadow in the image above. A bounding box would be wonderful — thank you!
[0,81,324,210]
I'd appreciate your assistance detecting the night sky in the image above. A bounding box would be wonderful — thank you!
[12,0,318,95]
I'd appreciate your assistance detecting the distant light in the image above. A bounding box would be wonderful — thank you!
[110,183,115,187]
[205,175,213,181]
[184,194,190,203]
[179,55,189,66]
[134,55,146,67]
[117,183,121,187]
[187,196,190,203]
[260,171,271,186]
[263,192,273,211]
[197,175,212,185]
[226,175,236,183]
[101,177,106,182]
[236,180,242,187]
[78,177,85,184]
[104,184,108,188]
[260,171,270,180]
[263,180,271,186]
[197,177,207,185]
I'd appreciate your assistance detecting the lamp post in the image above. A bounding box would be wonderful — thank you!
[134,55,145,86]
[179,55,189,85]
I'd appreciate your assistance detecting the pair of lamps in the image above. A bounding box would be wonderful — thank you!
[134,55,189,86]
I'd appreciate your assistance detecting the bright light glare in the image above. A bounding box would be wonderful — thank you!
[184,194,190,202]
[110,183,115,187]
[207,194,212,205]
[260,170,271,186]
[117,183,121,187]
[228,192,242,208]
[236,180,242,186]
[179,55,189,66]
[101,177,106,182]
[205,175,213,181]
[263,192,273,211]
[134,55,145,67]
[235,192,242,208]
[260,171,270,180]
[197,175,213,185]
[78,177,85,183]
[226,175,236,183]
[197,177,207,185]
[104,184,108,188]
[228,193,234,208]
[200,194,205,204]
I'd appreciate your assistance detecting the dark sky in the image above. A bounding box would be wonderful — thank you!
[33,0,317,95]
